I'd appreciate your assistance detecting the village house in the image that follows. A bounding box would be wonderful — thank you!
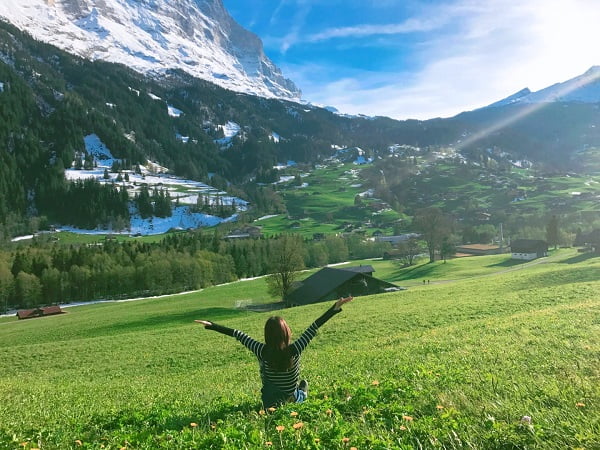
[223,226,262,240]
[286,265,401,306]
[17,306,64,320]
[575,229,600,254]
[375,233,420,246]
[510,239,549,260]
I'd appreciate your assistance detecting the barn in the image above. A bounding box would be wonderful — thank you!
[286,265,401,306]
[16,306,64,320]
[510,239,549,260]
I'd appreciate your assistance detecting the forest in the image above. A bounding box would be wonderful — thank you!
[0,232,391,312]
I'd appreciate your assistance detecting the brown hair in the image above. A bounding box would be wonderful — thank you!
[264,316,292,371]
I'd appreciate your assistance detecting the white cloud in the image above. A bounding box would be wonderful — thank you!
[287,0,600,119]
[305,17,444,43]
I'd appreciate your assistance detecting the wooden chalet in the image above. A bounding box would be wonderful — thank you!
[575,229,600,254]
[286,265,401,306]
[16,306,64,320]
[375,233,420,246]
[510,239,549,260]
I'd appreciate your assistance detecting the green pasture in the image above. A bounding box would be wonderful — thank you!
[339,249,571,287]
[262,164,400,236]
[0,252,598,449]
[253,215,342,238]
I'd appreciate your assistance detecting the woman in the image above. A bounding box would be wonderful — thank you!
[195,296,352,408]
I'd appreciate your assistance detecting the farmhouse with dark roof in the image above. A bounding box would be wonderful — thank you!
[286,265,401,306]
[510,239,549,260]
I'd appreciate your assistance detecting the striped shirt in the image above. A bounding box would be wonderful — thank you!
[206,303,340,400]
[232,322,319,397]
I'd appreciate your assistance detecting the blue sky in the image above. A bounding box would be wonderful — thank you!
[222,0,600,120]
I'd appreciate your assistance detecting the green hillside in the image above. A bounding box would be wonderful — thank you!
[0,253,598,449]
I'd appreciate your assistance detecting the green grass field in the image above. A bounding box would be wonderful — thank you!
[256,164,402,237]
[0,252,598,449]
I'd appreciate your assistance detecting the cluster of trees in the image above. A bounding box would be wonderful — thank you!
[413,207,456,263]
[0,231,392,312]
[135,186,172,219]
[194,194,237,219]
[53,179,131,229]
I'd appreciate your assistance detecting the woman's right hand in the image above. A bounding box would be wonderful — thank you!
[334,296,353,310]
[194,320,212,327]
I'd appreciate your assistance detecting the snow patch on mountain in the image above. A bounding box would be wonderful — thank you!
[167,105,183,117]
[64,133,246,235]
[0,0,301,100]
[487,88,532,107]
[83,133,121,167]
[215,121,240,148]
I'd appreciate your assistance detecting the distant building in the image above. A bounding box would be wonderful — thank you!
[286,265,401,306]
[375,233,420,246]
[17,306,64,320]
[510,239,549,260]
[575,229,600,254]
[455,244,504,256]
[223,226,262,240]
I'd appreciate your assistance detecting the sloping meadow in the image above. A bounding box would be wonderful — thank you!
[0,254,598,449]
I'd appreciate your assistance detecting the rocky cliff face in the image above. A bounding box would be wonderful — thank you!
[1,0,301,99]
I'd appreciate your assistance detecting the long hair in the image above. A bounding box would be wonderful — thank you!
[264,316,292,371]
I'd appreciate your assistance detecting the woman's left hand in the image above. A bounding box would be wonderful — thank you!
[334,296,353,310]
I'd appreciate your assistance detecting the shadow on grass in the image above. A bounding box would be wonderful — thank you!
[486,259,527,268]
[87,307,247,337]
[389,262,438,281]
[560,252,598,265]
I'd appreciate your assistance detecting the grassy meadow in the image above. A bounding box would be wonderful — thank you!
[256,164,402,237]
[0,252,598,449]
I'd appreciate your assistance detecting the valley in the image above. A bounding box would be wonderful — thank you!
[0,2,599,448]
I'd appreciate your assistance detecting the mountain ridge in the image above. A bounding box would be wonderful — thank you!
[0,0,301,100]
[487,66,600,108]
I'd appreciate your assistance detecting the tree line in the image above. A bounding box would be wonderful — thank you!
[0,232,391,312]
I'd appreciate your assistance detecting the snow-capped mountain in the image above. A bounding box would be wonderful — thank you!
[0,0,301,100]
[488,66,600,108]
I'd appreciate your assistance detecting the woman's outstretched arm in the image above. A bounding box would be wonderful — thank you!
[195,320,234,336]
[292,296,353,354]
[195,320,264,358]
